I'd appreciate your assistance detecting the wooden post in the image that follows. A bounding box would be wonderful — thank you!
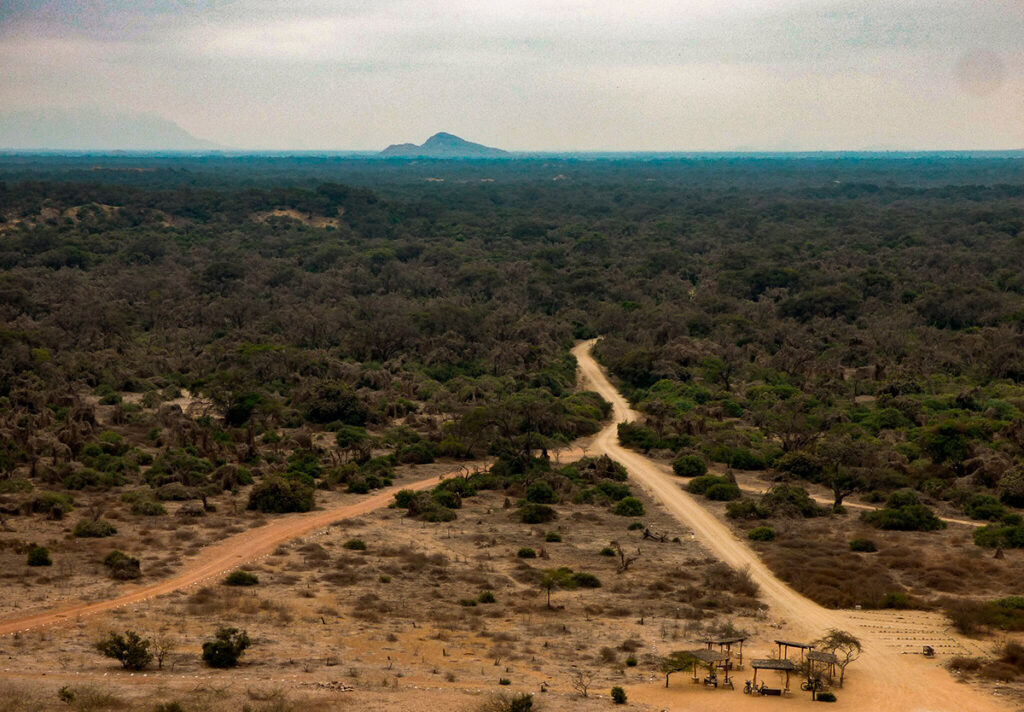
[753,667,759,686]
[785,669,790,693]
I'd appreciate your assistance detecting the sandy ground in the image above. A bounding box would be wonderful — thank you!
[572,338,1018,712]
[0,446,594,638]
[1,344,1019,712]
[0,475,445,637]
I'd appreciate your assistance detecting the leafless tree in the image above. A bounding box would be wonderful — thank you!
[616,543,640,573]
[570,669,594,697]
[152,628,178,670]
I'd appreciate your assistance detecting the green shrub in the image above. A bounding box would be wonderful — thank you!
[130,499,166,516]
[611,686,627,704]
[705,482,742,501]
[594,480,632,501]
[31,490,74,517]
[520,503,556,524]
[94,630,152,670]
[626,521,644,531]
[343,538,367,551]
[862,492,944,531]
[774,450,824,479]
[459,598,478,607]
[145,449,213,488]
[346,478,370,494]
[600,546,616,556]
[394,489,419,508]
[974,523,1024,549]
[706,446,765,470]
[0,478,32,494]
[74,519,117,538]
[963,494,1007,521]
[545,532,562,542]
[395,441,436,464]
[62,468,127,490]
[762,484,822,518]
[247,476,315,513]
[613,497,645,516]
[224,570,259,586]
[687,474,730,495]
[201,627,251,668]
[671,454,707,478]
[525,480,557,504]
[748,526,776,541]
[27,544,52,566]
[625,655,637,667]
[570,572,602,588]
[103,551,141,580]
[816,691,837,702]
[155,482,194,501]
[303,381,368,425]
[726,499,770,520]
[498,678,511,686]
[478,591,497,604]
[618,422,691,452]
[517,547,537,559]
[849,538,878,552]
[881,592,913,609]
[431,488,463,510]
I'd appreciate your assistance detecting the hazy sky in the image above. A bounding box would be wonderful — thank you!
[1,0,1022,150]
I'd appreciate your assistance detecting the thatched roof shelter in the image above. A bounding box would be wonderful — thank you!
[773,639,814,662]
[808,650,838,677]
[703,635,748,666]
[751,658,798,691]
[752,659,798,671]
[688,649,728,664]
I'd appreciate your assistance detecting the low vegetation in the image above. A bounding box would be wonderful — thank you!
[201,627,251,668]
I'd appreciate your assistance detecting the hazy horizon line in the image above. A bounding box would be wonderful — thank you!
[2,148,1023,158]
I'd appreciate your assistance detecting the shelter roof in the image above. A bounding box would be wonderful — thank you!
[752,659,799,671]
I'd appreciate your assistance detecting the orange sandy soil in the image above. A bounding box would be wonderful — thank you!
[2,478,766,711]
[1,341,1022,712]
[573,339,1024,712]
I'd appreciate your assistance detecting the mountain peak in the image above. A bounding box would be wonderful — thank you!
[0,107,224,152]
[381,132,508,158]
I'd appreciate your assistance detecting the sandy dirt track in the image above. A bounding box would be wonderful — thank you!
[572,338,1014,712]
[0,474,451,636]
[0,444,588,639]
[730,473,983,528]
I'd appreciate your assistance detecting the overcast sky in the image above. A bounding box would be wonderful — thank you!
[1,0,1022,151]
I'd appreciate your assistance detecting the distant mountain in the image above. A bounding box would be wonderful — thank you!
[0,108,224,152]
[380,132,508,158]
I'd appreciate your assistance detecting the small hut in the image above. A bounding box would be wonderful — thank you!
[807,650,838,681]
[751,658,798,694]
[702,635,747,668]
[685,649,731,687]
[774,639,814,663]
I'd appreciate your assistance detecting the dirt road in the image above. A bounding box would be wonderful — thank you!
[0,474,450,637]
[729,472,983,528]
[0,444,590,638]
[572,339,1013,712]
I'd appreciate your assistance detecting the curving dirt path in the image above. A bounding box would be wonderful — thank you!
[0,474,450,636]
[573,339,1012,712]
[0,445,590,638]
[728,472,983,528]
